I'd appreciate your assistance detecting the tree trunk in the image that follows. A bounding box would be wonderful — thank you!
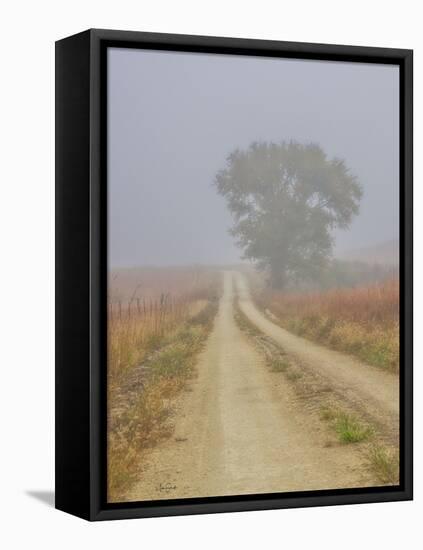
[269,268,287,289]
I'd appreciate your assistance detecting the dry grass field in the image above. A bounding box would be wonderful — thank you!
[257,278,399,371]
[107,267,219,501]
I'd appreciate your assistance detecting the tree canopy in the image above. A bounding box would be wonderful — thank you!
[215,141,362,288]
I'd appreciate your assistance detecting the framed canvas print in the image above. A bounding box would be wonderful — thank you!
[55,29,413,521]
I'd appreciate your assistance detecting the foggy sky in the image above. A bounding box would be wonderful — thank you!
[108,47,399,268]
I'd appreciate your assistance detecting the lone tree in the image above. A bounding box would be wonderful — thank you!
[215,141,362,288]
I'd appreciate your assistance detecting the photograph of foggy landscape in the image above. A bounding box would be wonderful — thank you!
[106,48,400,503]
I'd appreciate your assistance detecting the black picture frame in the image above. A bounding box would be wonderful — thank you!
[55,28,413,521]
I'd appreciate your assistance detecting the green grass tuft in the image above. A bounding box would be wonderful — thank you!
[320,405,373,444]
[268,357,289,372]
[335,413,373,443]
[368,445,399,484]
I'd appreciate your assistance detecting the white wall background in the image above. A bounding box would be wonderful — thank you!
[0,1,419,548]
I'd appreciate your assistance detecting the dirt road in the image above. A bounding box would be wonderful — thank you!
[127,271,379,502]
[234,272,399,441]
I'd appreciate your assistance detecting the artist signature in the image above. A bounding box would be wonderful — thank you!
[159,482,177,493]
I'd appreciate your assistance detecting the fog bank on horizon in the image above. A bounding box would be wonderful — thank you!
[108,48,399,269]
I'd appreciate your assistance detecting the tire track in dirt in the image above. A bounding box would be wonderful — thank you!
[125,271,377,502]
[234,271,399,444]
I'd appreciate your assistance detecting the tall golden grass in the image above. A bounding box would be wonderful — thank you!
[108,292,206,388]
[108,267,218,386]
[259,278,399,371]
[107,267,219,501]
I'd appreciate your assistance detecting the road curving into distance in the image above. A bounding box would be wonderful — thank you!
[126,271,384,503]
[234,271,399,440]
